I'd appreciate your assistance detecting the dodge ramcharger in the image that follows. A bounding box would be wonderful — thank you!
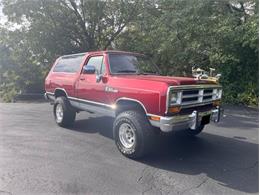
[45,50,223,158]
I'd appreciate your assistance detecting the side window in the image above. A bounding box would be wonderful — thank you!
[86,56,104,74]
[53,55,84,73]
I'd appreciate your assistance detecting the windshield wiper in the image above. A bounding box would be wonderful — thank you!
[116,70,137,73]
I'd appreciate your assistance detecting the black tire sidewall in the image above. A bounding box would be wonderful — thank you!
[186,124,205,136]
[53,97,75,127]
[114,117,141,156]
[113,111,147,158]
[54,97,66,125]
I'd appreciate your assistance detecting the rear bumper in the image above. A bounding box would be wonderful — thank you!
[149,106,223,132]
[44,92,49,100]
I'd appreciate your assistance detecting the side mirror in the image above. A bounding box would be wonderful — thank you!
[83,65,96,74]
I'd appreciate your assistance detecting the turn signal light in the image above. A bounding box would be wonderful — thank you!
[150,116,161,121]
[168,106,181,113]
[213,100,221,106]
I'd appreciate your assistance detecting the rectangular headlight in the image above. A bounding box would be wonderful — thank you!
[213,88,222,100]
[169,91,182,105]
[217,89,222,99]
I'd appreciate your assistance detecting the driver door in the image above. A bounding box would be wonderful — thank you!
[76,55,106,103]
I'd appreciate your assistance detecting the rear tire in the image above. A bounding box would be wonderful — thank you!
[53,96,76,127]
[184,124,205,136]
[113,110,155,159]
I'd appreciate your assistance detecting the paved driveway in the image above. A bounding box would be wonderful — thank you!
[0,103,258,194]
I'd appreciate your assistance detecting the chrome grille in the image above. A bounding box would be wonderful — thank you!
[181,88,214,105]
[166,85,222,113]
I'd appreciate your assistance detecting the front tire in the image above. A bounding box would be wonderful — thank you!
[113,110,155,159]
[184,124,205,136]
[53,96,76,127]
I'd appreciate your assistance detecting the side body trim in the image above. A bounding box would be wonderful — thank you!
[46,90,151,117]
[68,98,115,117]
[68,96,114,109]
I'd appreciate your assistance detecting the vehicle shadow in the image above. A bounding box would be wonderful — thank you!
[68,114,114,139]
[142,133,259,193]
[68,113,258,194]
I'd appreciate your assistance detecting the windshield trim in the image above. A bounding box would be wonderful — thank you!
[108,53,160,75]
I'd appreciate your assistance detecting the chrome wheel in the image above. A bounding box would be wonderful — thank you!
[118,123,136,148]
[55,104,63,123]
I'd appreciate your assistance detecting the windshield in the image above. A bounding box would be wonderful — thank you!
[109,54,159,75]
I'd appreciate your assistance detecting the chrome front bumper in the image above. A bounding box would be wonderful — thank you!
[149,107,223,132]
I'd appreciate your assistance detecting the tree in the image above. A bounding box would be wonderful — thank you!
[0,0,258,105]
[0,0,143,101]
[115,0,258,105]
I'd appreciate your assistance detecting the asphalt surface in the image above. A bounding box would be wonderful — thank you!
[0,103,258,195]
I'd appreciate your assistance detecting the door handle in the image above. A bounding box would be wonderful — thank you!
[80,77,85,81]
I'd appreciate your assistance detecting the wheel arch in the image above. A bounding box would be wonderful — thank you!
[54,88,68,98]
[115,98,148,116]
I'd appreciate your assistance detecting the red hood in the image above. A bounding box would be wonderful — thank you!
[115,75,215,86]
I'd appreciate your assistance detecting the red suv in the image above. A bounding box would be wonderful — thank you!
[45,50,223,158]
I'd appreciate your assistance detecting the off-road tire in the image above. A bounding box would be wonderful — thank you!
[185,124,205,136]
[53,96,76,127]
[113,110,155,159]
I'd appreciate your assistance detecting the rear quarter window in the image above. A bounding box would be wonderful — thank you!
[53,55,84,73]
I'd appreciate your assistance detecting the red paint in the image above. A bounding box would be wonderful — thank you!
[45,51,214,116]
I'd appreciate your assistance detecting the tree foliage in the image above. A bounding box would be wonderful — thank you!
[0,0,258,105]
